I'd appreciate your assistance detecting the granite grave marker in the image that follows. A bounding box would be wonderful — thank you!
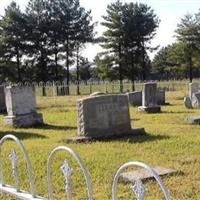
[4,86,43,127]
[77,94,144,139]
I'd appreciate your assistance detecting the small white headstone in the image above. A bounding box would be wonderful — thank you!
[138,82,161,113]
[4,86,43,127]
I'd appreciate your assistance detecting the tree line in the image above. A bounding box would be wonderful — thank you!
[152,12,200,82]
[0,0,160,94]
[1,0,198,94]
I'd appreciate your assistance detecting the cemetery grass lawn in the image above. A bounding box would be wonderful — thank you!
[1,91,200,199]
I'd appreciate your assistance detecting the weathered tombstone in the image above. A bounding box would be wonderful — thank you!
[157,89,165,105]
[138,82,161,113]
[191,92,200,108]
[127,91,142,106]
[77,94,144,139]
[184,96,193,109]
[189,82,199,100]
[4,86,43,127]
[0,85,6,112]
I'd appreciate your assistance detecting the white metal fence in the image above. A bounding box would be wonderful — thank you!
[0,134,171,200]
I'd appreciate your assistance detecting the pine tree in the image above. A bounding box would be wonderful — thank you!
[175,14,198,82]
[0,1,27,82]
[26,0,50,84]
[100,0,124,93]
[122,2,159,83]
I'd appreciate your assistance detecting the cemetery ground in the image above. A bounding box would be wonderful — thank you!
[0,91,200,199]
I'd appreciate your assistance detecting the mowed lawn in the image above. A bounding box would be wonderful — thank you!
[1,91,200,199]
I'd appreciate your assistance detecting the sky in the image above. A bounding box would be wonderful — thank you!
[0,0,200,61]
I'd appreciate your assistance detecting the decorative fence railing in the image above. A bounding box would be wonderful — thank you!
[0,134,171,200]
[0,80,190,97]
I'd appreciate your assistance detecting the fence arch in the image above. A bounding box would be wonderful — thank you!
[0,134,36,198]
[47,146,93,200]
[112,161,171,200]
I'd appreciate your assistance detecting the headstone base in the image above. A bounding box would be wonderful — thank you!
[186,116,200,125]
[4,112,43,127]
[138,106,161,113]
[66,127,145,143]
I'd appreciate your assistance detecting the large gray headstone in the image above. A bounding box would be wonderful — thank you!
[189,82,199,100]
[4,86,43,127]
[138,82,161,113]
[127,91,142,106]
[77,94,144,139]
[0,86,6,112]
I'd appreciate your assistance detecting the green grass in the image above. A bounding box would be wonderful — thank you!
[1,91,200,199]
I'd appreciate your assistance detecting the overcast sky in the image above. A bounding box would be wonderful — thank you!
[0,0,200,61]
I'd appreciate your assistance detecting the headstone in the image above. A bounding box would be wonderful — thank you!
[191,92,200,108]
[0,86,6,112]
[120,166,177,182]
[184,97,193,109]
[127,91,142,106]
[138,82,161,113]
[77,94,144,139]
[4,86,43,127]
[189,82,199,100]
[156,89,165,105]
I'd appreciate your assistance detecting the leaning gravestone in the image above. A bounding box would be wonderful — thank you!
[4,86,43,127]
[76,94,144,139]
[0,85,6,112]
[127,91,142,106]
[138,82,161,113]
[189,82,199,100]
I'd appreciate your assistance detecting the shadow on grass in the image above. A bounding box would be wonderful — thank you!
[99,132,171,144]
[34,123,77,131]
[65,132,171,144]
[0,131,47,140]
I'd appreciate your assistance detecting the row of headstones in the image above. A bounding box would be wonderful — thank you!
[0,82,164,140]
[127,88,165,107]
